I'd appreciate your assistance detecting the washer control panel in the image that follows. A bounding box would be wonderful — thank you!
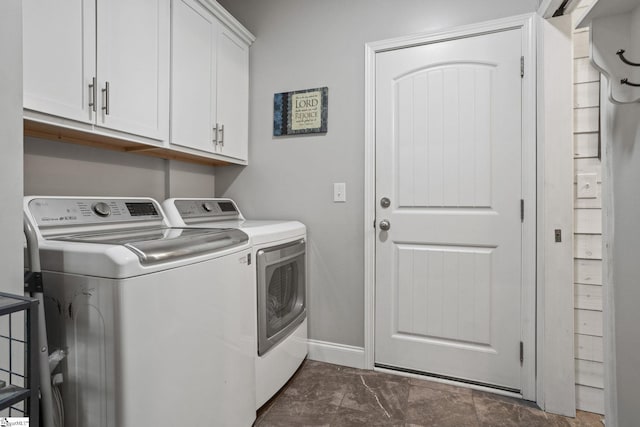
[28,198,162,227]
[174,199,240,220]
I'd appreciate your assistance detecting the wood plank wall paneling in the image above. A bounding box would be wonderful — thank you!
[574,107,600,133]
[575,308,603,336]
[576,385,605,414]
[574,133,600,158]
[575,334,604,362]
[574,158,602,182]
[574,234,603,259]
[575,259,602,285]
[574,183,601,209]
[573,31,590,58]
[574,82,600,108]
[576,359,605,388]
[574,209,602,234]
[574,58,600,83]
[572,1,604,414]
[575,284,603,311]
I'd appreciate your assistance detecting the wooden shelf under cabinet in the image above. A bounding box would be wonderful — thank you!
[24,120,235,167]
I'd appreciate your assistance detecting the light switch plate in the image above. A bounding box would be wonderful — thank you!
[333,183,346,202]
[577,173,597,198]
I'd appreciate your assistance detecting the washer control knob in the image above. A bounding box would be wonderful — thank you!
[92,202,111,217]
[202,202,215,212]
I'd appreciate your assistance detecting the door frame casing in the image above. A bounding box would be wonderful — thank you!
[364,13,538,402]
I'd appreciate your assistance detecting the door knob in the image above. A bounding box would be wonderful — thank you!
[379,219,391,231]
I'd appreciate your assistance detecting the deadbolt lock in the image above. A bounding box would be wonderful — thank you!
[380,197,390,208]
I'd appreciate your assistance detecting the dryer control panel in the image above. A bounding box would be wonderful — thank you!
[27,198,163,227]
[173,199,241,222]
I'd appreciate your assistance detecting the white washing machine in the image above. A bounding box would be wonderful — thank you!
[162,198,307,408]
[24,196,256,427]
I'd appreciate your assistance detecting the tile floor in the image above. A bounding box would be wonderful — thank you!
[254,360,604,427]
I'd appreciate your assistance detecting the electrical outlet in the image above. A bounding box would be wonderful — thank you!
[555,229,562,242]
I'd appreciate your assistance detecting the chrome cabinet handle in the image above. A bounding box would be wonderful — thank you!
[102,81,110,115]
[219,124,224,147]
[379,219,391,231]
[212,124,219,145]
[88,77,97,112]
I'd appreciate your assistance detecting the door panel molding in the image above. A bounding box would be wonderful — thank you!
[364,13,538,401]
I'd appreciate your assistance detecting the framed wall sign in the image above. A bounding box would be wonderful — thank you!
[273,87,328,136]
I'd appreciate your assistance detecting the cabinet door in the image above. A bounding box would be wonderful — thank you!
[23,0,96,124]
[216,26,249,161]
[170,0,218,153]
[96,0,170,142]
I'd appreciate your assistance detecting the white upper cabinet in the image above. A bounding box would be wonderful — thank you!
[170,0,253,164]
[23,0,170,144]
[171,0,219,153]
[215,26,249,161]
[96,0,170,141]
[23,0,96,125]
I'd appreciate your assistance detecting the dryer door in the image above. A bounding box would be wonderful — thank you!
[257,239,306,356]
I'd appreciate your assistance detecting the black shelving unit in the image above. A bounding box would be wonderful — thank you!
[0,292,39,425]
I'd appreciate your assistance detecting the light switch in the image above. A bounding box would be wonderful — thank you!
[577,173,597,199]
[333,183,346,202]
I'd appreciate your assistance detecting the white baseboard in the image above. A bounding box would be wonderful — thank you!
[307,339,366,369]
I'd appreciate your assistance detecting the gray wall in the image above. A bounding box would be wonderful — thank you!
[610,102,640,427]
[0,0,24,295]
[24,137,216,202]
[215,0,538,347]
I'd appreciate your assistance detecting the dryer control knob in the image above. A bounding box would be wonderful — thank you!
[202,202,215,212]
[92,202,111,217]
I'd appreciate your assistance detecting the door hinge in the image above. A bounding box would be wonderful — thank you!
[520,199,524,222]
[520,341,524,365]
[520,56,524,78]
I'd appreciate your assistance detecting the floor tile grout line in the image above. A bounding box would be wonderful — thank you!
[471,390,484,427]
[328,377,349,426]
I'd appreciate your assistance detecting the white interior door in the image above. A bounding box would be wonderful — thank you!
[375,28,525,391]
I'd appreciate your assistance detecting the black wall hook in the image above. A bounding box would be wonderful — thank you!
[621,78,640,87]
[616,49,640,67]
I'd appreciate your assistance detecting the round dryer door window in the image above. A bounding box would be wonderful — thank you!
[267,262,300,336]
[257,239,306,356]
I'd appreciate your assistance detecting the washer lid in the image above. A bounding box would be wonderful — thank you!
[50,227,249,265]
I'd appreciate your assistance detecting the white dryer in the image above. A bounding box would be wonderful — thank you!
[162,198,307,408]
[24,196,256,427]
